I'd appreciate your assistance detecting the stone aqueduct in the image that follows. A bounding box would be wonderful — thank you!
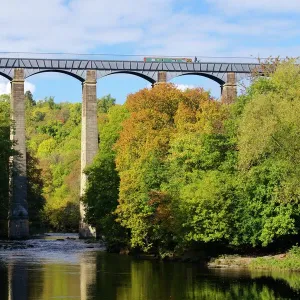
[2,58,259,239]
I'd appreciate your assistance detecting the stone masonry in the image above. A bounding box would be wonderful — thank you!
[221,72,237,104]
[79,70,98,238]
[9,69,29,239]
[157,71,167,83]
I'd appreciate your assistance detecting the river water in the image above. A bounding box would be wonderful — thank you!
[0,234,300,300]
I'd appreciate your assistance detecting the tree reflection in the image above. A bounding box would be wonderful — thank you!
[1,253,300,300]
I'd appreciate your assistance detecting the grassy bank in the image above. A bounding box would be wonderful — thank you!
[208,246,300,271]
[250,246,300,271]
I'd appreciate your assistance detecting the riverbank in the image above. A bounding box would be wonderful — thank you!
[2,234,300,273]
[208,246,300,272]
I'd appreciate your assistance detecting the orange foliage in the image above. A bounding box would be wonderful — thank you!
[148,190,173,226]
[115,84,218,171]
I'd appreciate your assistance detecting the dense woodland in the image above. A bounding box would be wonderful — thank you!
[0,61,299,258]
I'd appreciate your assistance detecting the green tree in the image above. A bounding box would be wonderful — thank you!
[231,61,300,246]
[0,99,14,236]
[25,98,82,231]
[165,91,234,251]
[27,152,46,233]
[25,90,36,107]
[97,94,116,113]
[83,105,129,251]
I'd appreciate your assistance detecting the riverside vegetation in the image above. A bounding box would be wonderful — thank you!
[0,61,299,269]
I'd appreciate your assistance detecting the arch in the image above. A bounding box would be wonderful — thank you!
[0,72,12,81]
[174,72,225,85]
[26,70,84,82]
[102,71,155,84]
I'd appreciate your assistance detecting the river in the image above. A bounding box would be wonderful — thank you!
[0,233,300,300]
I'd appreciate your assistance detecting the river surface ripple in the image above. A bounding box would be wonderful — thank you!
[0,233,300,300]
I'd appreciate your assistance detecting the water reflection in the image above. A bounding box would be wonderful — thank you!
[1,246,300,300]
[89,254,300,300]
[80,254,96,300]
[8,264,28,300]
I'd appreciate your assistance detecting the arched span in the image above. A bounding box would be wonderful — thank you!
[174,72,225,85]
[26,70,84,82]
[102,71,155,84]
[0,72,12,81]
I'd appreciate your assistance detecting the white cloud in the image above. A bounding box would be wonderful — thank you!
[175,84,196,91]
[147,83,195,91]
[24,82,36,94]
[0,78,35,95]
[0,81,10,95]
[0,0,298,72]
[136,9,300,59]
[206,0,300,14]
[0,0,175,53]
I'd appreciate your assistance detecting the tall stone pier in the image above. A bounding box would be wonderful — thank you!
[157,71,167,83]
[79,70,98,238]
[152,71,167,87]
[9,69,29,239]
[221,72,237,104]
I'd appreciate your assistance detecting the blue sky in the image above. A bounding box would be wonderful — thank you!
[0,0,299,103]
